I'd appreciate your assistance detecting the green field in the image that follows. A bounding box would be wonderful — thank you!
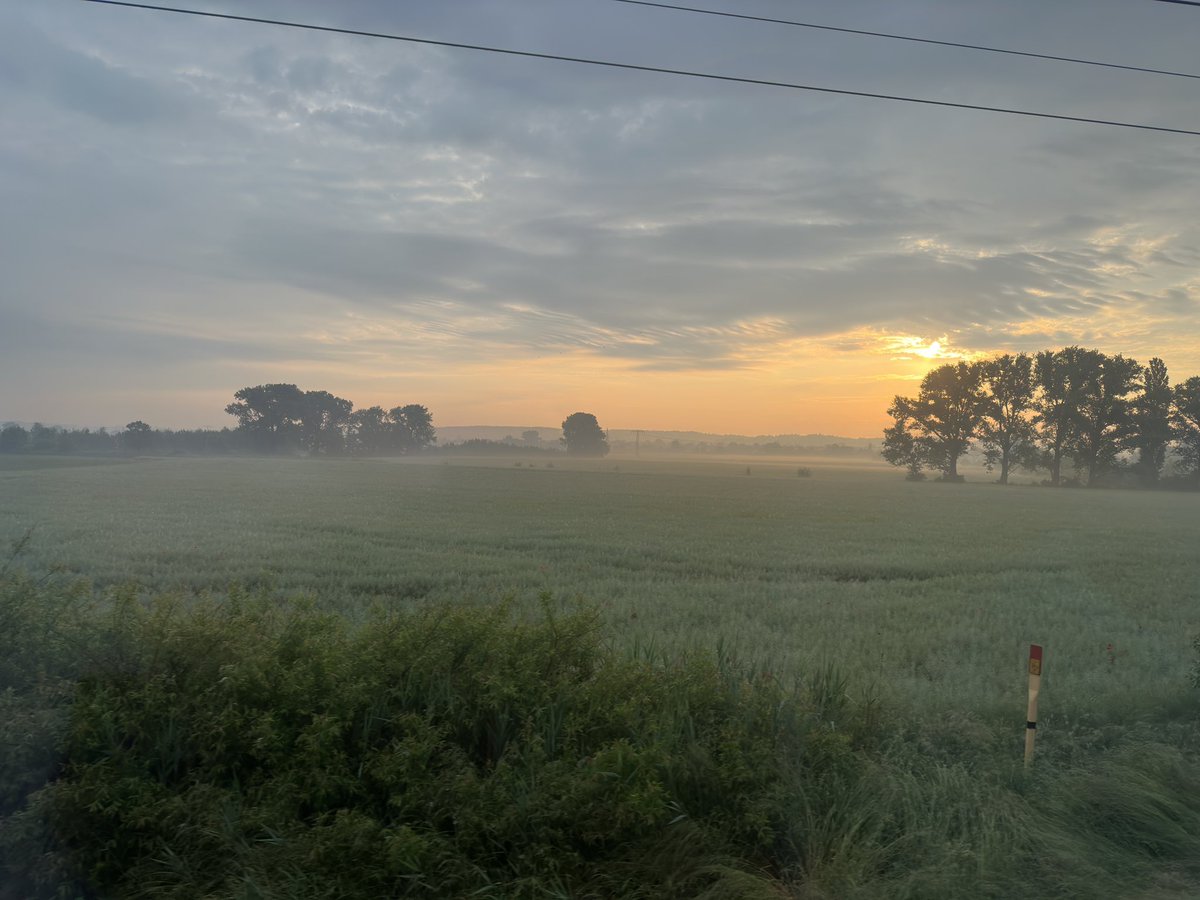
[2,453,1196,716]
[3,453,1199,898]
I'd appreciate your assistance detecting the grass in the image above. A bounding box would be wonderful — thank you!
[2,453,1199,896]
[1,453,1196,720]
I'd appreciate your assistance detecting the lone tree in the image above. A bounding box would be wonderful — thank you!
[882,362,984,481]
[561,412,609,457]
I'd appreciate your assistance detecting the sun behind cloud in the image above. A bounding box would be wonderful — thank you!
[882,335,978,362]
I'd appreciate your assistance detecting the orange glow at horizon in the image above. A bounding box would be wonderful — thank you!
[63,328,1200,439]
[314,330,972,439]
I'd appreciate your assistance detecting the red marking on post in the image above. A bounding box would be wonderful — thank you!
[1029,644,1043,661]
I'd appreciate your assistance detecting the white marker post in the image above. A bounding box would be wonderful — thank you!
[1024,644,1043,767]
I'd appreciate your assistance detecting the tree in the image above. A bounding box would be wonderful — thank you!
[120,420,154,455]
[0,424,29,454]
[300,390,353,456]
[882,362,984,481]
[1129,357,1172,486]
[1067,351,1141,487]
[346,406,389,456]
[1172,376,1200,488]
[561,412,609,457]
[224,384,305,453]
[29,423,58,453]
[978,353,1037,485]
[881,418,927,480]
[1033,347,1091,486]
[388,404,436,454]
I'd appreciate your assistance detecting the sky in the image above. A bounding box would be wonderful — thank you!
[1,0,1198,437]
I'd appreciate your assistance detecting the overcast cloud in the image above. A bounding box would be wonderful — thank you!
[1,0,1198,430]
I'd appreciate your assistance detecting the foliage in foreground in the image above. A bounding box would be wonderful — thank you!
[2,568,1199,899]
[1,571,857,898]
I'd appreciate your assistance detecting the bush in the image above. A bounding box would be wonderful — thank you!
[1,580,862,899]
[5,569,1200,899]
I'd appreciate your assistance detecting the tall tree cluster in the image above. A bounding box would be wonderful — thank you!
[224,384,435,456]
[883,348,1200,488]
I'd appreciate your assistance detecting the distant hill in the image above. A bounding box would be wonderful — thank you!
[436,426,875,451]
[609,430,876,448]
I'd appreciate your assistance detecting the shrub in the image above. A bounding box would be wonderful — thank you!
[6,569,1199,899]
[1,581,862,899]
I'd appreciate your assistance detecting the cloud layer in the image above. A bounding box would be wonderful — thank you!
[2,0,1198,432]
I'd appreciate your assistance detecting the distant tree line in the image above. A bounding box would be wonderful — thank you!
[0,384,436,458]
[1,394,624,461]
[883,348,1200,488]
[0,421,251,457]
[431,439,565,457]
[609,439,872,457]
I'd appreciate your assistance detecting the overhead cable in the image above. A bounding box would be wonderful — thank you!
[78,0,1200,137]
[607,0,1200,81]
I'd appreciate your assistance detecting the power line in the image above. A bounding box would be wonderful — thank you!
[78,0,1200,137]
[607,0,1200,81]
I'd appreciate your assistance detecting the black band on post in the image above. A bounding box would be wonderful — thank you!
[1026,721,1037,730]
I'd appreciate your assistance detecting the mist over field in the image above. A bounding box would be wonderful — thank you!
[4,444,1200,897]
